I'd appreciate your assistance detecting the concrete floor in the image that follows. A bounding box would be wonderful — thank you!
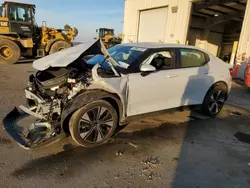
[0,63,250,188]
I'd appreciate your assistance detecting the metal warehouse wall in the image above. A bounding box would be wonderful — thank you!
[123,0,193,44]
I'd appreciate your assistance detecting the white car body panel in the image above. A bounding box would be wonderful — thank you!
[33,42,232,119]
[172,64,213,106]
[33,40,115,71]
[127,53,231,117]
[91,46,231,118]
[127,69,182,116]
[5,42,232,150]
[33,42,93,71]
[89,65,128,120]
[208,55,232,92]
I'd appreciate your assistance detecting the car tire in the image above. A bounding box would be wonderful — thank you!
[0,39,20,64]
[69,100,118,147]
[49,41,71,54]
[202,84,228,117]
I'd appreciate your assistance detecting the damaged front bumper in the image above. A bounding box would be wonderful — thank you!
[3,107,66,150]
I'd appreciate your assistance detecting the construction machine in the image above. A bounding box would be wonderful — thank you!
[0,1,78,64]
[96,28,122,48]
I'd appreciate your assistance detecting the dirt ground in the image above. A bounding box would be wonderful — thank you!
[0,63,250,188]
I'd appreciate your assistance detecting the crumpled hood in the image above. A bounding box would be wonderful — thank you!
[33,40,112,71]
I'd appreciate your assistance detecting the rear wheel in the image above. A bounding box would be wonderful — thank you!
[69,100,118,147]
[49,41,71,54]
[0,39,20,64]
[202,85,228,117]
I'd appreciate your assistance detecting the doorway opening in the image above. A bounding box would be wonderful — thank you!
[187,0,247,64]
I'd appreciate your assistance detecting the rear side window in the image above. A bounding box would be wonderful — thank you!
[180,49,208,68]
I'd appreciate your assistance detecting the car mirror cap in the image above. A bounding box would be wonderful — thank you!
[140,64,156,72]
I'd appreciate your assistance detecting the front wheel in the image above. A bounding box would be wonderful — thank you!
[202,85,228,117]
[49,41,71,54]
[69,100,118,147]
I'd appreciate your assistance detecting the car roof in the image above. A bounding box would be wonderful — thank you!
[119,42,201,50]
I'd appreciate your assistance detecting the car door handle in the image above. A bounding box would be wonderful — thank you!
[204,71,211,75]
[166,74,178,78]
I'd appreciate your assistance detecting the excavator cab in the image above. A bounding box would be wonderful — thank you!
[96,28,122,48]
[1,1,36,38]
[98,28,114,39]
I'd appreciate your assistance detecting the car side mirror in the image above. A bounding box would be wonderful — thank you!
[140,64,156,76]
[140,64,156,72]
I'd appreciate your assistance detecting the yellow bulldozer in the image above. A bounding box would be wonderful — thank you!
[96,28,122,48]
[0,1,78,64]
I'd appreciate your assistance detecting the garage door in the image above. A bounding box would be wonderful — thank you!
[138,7,168,42]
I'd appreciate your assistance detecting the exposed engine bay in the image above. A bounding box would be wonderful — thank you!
[3,40,127,149]
[22,61,92,145]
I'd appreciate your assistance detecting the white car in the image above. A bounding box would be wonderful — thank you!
[3,40,232,149]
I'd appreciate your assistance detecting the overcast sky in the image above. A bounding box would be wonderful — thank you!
[1,0,125,42]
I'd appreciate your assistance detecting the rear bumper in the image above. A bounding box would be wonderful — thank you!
[3,107,66,150]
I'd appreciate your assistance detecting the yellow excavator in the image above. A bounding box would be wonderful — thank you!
[96,28,122,48]
[0,1,78,64]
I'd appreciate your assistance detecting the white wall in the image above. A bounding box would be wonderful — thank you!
[123,0,192,44]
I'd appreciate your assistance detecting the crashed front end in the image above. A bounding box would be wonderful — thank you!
[4,61,93,149]
[3,40,124,149]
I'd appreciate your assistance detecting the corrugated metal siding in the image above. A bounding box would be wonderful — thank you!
[123,0,192,44]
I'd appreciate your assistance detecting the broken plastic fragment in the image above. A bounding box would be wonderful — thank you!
[229,111,242,116]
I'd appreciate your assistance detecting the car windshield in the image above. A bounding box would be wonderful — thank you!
[87,45,146,69]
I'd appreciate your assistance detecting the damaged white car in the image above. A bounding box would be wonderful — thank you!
[3,40,232,149]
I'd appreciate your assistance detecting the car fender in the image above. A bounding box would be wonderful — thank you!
[203,81,229,104]
[61,89,124,132]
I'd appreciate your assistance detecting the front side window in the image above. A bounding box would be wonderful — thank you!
[142,49,175,70]
[9,6,31,22]
[180,49,207,68]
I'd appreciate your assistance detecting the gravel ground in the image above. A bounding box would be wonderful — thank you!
[0,63,250,188]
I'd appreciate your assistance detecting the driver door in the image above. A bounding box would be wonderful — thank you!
[127,49,181,117]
